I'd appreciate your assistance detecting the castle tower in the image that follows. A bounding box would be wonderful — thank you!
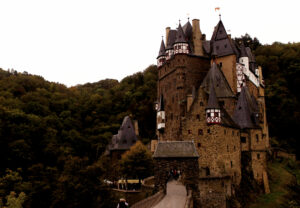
[239,42,249,71]
[210,20,238,94]
[157,39,166,67]
[206,85,221,124]
[157,94,165,132]
[173,23,189,55]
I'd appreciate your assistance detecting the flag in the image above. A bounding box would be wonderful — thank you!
[215,7,220,12]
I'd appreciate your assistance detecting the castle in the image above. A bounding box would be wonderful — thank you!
[154,18,270,207]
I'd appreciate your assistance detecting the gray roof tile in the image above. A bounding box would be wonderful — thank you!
[153,141,199,158]
[157,39,166,58]
[233,86,260,129]
[201,63,235,98]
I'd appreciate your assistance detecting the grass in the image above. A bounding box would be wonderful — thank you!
[249,158,299,208]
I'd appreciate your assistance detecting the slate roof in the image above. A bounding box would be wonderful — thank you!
[239,42,248,57]
[211,20,228,41]
[202,41,211,54]
[175,23,187,43]
[166,30,177,50]
[182,20,193,41]
[201,62,235,98]
[107,116,138,152]
[221,108,240,129]
[206,85,220,109]
[153,141,199,158]
[210,20,235,57]
[157,39,166,58]
[158,94,164,111]
[233,86,260,129]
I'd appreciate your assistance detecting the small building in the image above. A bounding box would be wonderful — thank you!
[106,116,139,162]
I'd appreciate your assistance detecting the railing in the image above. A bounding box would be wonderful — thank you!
[131,191,165,208]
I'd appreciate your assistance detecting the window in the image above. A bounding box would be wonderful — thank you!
[234,146,236,151]
[224,129,226,135]
[256,134,259,142]
[219,62,223,67]
[196,114,200,120]
[132,140,136,144]
[128,126,130,128]
[257,154,260,159]
[227,145,229,152]
[231,161,233,168]
[122,140,127,144]
[198,143,201,147]
[241,137,246,143]
[224,44,227,48]
[207,129,210,134]
[219,101,225,107]
[188,130,192,134]
[205,167,210,176]
[198,129,203,135]
[200,102,204,106]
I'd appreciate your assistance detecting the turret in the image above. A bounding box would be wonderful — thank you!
[157,94,165,131]
[206,85,221,124]
[157,39,166,67]
[239,42,249,71]
[173,23,189,55]
[165,30,176,60]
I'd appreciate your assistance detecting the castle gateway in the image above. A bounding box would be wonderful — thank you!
[153,18,270,207]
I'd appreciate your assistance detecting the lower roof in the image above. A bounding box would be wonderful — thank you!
[153,141,199,158]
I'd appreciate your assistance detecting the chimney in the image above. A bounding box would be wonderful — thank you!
[166,27,170,45]
[192,19,203,56]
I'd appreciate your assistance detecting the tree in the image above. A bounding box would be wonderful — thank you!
[119,141,153,180]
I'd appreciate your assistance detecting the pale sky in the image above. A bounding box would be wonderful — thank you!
[0,0,299,86]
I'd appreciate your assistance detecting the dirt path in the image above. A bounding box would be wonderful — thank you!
[153,180,187,208]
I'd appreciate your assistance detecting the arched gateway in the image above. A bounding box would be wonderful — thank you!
[153,141,200,201]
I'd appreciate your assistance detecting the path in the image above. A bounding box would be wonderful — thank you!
[153,180,187,208]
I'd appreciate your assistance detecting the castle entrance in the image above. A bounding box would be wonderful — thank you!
[153,141,200,197]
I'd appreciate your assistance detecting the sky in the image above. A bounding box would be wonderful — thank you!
[0,0,299,87]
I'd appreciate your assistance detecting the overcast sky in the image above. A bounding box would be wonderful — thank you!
[0,0,299,86]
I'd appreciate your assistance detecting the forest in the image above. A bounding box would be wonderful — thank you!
[0,37,299,207]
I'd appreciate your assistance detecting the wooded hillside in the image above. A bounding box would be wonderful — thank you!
[0,39,299,207]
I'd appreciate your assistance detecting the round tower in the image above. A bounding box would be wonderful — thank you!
[173,23,189,55]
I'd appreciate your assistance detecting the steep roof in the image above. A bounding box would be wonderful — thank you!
[166,30,177,50]
[175,23,187,43]
[211,20,228,41]
[210,20,235,57]
[201,62,235,98]
[202,41,211,54]
[206,85,220,109]
[157,39,166,58]
[153,141,199,158]
[221,108,240,129]
[233,86,260,129]
[182,20,193,41]
[239,42,248,58]
[107,116,138,151]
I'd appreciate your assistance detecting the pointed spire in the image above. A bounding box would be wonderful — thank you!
[206,85,220,109]
[175,23,187,43]
[239,42,247,57]
[157,39,166,58]
[158,94,164,111]
[233,86,259,129]
[201,62,235,98]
